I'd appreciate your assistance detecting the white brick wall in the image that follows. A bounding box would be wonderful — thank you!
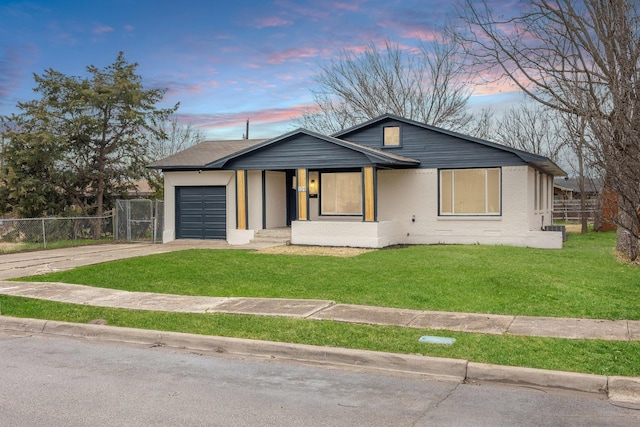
[162,171,235,243]
[163,166,562,249]
[375,166,562,249]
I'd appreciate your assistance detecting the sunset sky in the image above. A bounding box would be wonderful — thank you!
[0,0,524,140]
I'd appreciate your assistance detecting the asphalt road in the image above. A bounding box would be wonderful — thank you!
[1,331,639,427]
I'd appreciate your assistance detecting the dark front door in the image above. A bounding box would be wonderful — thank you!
[175,186,226,239]
[285,170,297,226]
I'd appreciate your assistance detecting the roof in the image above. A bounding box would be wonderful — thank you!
[206,128,420,169]
[148,114,566,176]
[553,177,602,194]
[334,114,567,176]
[147,139,268,170]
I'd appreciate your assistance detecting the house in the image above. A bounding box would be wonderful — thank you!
[148,114,566,249]
[553,177,602,201]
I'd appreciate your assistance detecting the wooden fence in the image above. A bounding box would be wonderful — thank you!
[553,199,598,222]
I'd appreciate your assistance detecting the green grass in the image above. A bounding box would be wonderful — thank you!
[0,238,112,254]
[19,231,640,319]
[5,231,640,376]
[1,294,639,377]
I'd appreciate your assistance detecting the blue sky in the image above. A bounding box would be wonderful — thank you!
[0,0,523,140]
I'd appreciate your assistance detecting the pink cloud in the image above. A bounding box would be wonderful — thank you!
[92,24,114,35]
[124,24,135,32]
[175,103,316,131]
[187,84,203,93]
[378,19,441,42]
[253,16,293,29]
[267,46,319,64]
[274,73,293,81]
[333,2,360,11]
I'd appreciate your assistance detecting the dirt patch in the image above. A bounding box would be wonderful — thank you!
[256,245,374,257]
[564,223,584,233]
[0,242,26,253]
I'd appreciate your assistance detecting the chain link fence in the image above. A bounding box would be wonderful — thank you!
[114,199,164,243]
[0,213,114,250]
[0,199,165,252]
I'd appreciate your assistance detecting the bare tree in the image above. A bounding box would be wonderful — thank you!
[146,116,205,198]
[558,111,600,234]
[299,36,472,133]
[458,0,640,260]
[494,102,565,163]
[149,116,205,161]
[461,107,495,140]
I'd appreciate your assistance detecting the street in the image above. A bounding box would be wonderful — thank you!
[1,331,638,426]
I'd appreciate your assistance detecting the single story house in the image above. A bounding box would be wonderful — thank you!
[149,114,566,249]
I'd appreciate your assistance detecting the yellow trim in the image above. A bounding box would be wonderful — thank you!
[236,170,247,230]
[297,168,308,221]
[364,166,375,222]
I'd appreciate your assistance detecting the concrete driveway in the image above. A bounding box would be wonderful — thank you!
[0,240,272,280]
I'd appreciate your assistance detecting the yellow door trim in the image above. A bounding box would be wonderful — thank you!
[297,168,308,221]
[236,170,247,229]
[364,166,375,222]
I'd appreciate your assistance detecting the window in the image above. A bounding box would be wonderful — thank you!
[383,126,400,147]
[321,172,362,215]
[539,172,545,210]
[534,171,539,210]
[440,168,501,215]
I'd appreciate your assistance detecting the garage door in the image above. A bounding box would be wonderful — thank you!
[176,186,226,239]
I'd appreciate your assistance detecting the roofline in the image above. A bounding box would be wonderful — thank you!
[206,127,420,169]
[333,113,567,176]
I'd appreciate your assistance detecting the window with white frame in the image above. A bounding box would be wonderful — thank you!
[440,168,501,215]
[321,172,362,215]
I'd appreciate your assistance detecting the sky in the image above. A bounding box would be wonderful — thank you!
[0,0,525,140]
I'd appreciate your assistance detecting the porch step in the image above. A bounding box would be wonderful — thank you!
[251,228,291,245]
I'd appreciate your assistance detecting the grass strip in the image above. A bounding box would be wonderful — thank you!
[2,295,639,377]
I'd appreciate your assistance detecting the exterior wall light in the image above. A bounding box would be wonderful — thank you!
[309,171,319,198]
[309,179,318,197]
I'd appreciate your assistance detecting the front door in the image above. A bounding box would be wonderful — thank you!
[285,170,297,226]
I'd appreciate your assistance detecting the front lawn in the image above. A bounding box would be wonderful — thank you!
[4,231,640,376]
[18,231,640,319]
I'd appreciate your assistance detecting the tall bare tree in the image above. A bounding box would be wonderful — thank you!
[145,116,205,198]
[458,0,640,260]
[494,102,565,163]
[299,36,472,133]
[148,116,204,161]
[558,111,599,234]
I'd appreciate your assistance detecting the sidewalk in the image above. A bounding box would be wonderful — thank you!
[1,280,640,342]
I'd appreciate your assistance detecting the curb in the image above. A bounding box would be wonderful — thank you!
[1,315,638,403]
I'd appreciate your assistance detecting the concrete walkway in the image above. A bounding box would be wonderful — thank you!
[0,240,277,280]
[1,280,640,342]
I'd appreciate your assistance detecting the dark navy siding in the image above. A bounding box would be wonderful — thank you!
[225,134,374,169]
[340,119,528,169]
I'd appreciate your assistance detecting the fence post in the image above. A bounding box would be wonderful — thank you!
[126,200,131,242]
[41,218,47,249]
[113,208,117,241]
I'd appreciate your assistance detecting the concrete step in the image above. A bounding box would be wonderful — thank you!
[251,228,291,245]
